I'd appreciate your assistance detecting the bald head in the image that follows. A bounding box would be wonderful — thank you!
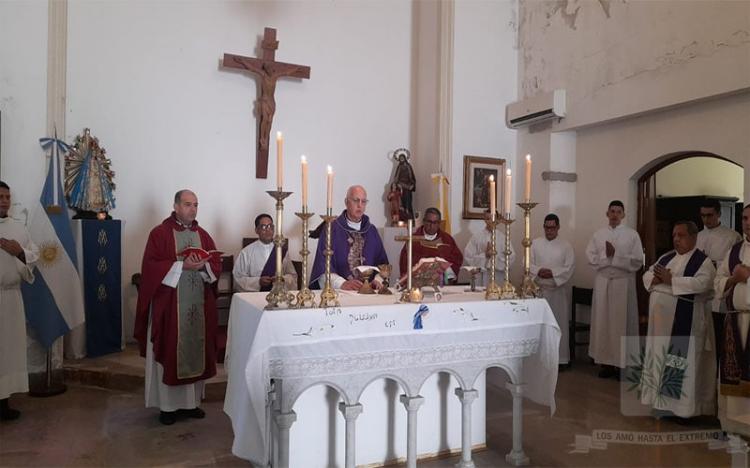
[173,189,198,225]
[345,185,368,222]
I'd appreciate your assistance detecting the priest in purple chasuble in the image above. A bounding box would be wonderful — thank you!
[233,213,297,292]
[310,185,388,290]
[399,207,463,282]
[641,221,716,418]
[714,204,750,437]
[134,190,220,426]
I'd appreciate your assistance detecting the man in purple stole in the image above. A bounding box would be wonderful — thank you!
[310,185,389,290]
[641,221,716,419]
[233,213,297,292]
[714,204,750,436]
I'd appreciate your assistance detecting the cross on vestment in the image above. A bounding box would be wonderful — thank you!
[222,27,311,179]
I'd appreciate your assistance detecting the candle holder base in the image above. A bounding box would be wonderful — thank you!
[265,277,294,310]
[399,287,423,303]
[293,287,316,309]
[519,274,540,299]
[319,284,340,308]
[485,281,502,301]
[499,280,519,300]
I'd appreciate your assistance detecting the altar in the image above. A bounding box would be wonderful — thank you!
[223,286,560,467]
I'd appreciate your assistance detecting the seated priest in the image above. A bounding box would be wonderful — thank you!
[641,220,716,420]
[464,209,516,286]
[310,185,389,291]
[233,213,297,292]
[398,207,463,283]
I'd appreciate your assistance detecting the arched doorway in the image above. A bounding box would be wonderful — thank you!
[635,151,743,332]
[637,151,743,266]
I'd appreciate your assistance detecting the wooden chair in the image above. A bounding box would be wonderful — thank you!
[569,286,593,364]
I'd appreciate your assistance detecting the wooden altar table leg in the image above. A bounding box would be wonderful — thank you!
[400,395,424,468]
[454,388,478,468]
[505,383,530,466]
[338,402,363,468]
[274,410,297,468]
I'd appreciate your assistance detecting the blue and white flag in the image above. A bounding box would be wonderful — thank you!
[21,137,85,348]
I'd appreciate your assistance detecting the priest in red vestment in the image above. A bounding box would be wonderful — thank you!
[135,189,221,425]
[399,207,463,282]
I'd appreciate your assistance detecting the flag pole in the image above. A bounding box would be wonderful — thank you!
[28,343,67,397]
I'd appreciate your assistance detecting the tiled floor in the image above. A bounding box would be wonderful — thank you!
[0,349,733,467]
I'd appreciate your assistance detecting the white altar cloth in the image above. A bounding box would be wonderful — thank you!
[223,287,560,466]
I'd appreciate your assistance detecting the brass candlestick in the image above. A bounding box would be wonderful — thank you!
[293,207,316,308]
[517,201,540,298]
[397,219,422,302]
[265,189,294,309]
[484,218,502,300]
[318,210,340,308]
[498,216,519,300]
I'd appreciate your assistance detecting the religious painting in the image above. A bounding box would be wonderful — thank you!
[462,155,506,220]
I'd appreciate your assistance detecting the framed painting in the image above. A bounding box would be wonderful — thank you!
[462,155,506,220]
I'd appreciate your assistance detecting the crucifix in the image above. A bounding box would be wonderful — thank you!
[222,27,311,179]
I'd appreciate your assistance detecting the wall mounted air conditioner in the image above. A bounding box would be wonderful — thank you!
[505,89,566,129]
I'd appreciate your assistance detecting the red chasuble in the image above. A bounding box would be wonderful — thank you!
[398,226,464,277]
[134,214,220,386]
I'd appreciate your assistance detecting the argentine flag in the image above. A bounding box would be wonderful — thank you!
[21,138,85,348]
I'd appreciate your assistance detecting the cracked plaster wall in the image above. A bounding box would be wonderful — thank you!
[519,0,750,127]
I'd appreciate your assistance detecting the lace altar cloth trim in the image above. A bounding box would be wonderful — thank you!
[269,339,539,379]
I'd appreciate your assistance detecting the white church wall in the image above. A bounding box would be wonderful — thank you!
[655,156,743,201]
[573,93,750,288]
[0,1,48,208]
[61,0,413,337]
[518,0,750,130]
[516,0,750,289]
[450,0,519,248]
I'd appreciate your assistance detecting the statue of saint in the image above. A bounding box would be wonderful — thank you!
[392,149,416,221]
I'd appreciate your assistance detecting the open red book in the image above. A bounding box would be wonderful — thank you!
[178,247,223,261]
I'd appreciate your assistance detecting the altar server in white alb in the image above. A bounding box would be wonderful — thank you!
[586,200,644,379]
[233,213,297,292]
[641,221,716,418]
[530,213,575,367]
[697,199,742,268]
[0,181,39,421]
[713,204,750,438]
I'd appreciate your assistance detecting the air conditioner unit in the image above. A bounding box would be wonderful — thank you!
[505,89,566,129]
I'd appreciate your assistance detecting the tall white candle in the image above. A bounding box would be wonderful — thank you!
[301,155,308,206]
[489,175,496,222]
[326,165,334,211]
[504,168,512,217]
[276,131,284,189]
[524,154,531,202]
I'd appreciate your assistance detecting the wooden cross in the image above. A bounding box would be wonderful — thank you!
[222,27,311,179]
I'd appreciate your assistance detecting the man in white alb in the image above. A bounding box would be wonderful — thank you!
[531,213,575,368]
[464,209,516,287]
[641,221,716,419]
[714,204,750,437]
[696,199,742,369]
[586,200,644,379]
[0,181,38,421]
[233,213,297,292]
